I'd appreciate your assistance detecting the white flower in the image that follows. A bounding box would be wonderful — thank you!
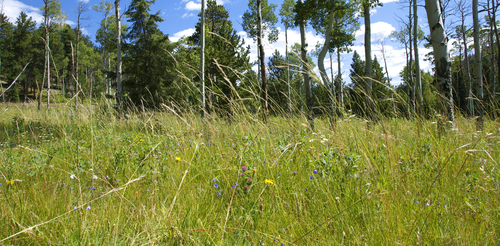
[70,174,76,179]
[92,175,98,180]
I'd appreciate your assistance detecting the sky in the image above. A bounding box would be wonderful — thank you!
[0,0,481,86]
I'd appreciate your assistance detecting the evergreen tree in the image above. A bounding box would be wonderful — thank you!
[11,12,36,102]
[123,0,175,106]
[190,0,251,116]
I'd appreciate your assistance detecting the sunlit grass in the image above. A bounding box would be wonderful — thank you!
[0,101,499,245]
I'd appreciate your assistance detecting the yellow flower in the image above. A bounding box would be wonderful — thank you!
[175,157,181,162]
[265,179,274,185]
[6,180,14,185]
[253,168,257,173]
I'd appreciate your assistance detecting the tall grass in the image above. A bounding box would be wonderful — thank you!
[0,99,499,245]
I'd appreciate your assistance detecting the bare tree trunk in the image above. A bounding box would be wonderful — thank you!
[115,0,122,109]
[413,0,422,116]
[425,0,454,126]
[363,3,373,120]
[336,48,343,111]
[75,3,89,107]
[408,0,414,115]
[491,0,500,108]
[46,26,50,107]
[257,0,268,121]
[200,0,205,117]
[473,0,483,129]
[285,22,292,117]
[39,0,49,111]
[318,9,335,124]
[488,0,496,108]
[298,0,313,130]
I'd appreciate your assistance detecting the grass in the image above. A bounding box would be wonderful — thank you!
[0,100,499,245]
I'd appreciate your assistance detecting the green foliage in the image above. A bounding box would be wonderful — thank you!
[123,0,176,106]
[242,0,279,43]
[190,0,251,116]
[348,51,392,117]
[279,0,296,29]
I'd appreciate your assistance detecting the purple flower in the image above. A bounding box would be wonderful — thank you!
[214,183,218,188]
[86,206,91,210]
[247,178,252,183]
[309,176,313,180]
[240,173,245,176]
[216,192,221,196]
[212,178,217,182]
[313,169,318,174]
[242,166,248,171]
[293,170,297,175]
[73,206,78,210]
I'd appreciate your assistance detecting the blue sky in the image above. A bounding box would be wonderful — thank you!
[1,0,481,85]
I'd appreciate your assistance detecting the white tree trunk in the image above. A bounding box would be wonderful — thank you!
[318,9,335,121]
[425,0,454,125]
[413,0,422,116]
[200,0,205,117]
[473,0,483,129]
[257,0,268,120]
[298,0,313,130]
[115,0,122,108]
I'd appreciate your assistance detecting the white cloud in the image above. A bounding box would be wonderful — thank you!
[182,13,195,18]
[2,0,43,24]
[170,28,195,42]
[78,0,90,3]
[185,1,201,11]
[355,22,396,43]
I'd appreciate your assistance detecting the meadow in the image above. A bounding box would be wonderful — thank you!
[0,101,499,245]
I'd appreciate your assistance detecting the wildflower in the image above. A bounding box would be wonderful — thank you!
[265,179,274,185]
[6,180,14,185]
[216,192,221,196]
[175,157,181,162]
[106,176,109,179]
[293,170,297,175]
[253,167,257,173]
[86,206,91,210]
[232,183,238,188]
[313,169,318,174]
[242,166,248,171]
[309,176,313,180]
[92,175,98,180]
[247,178,252,183]
[69,188,72,191]
[212,178,217,182]
[73,206,78,210]
[70,174,76,179]
[214,183,218,188]
[240,173,245,176]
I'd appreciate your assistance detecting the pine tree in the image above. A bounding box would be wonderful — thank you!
[123,0,174,106]
[190,0,251,116]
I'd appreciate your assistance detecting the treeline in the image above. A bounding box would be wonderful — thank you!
[0,0,498,123]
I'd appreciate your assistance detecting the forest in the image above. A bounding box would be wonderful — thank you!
[0,0,499,244]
